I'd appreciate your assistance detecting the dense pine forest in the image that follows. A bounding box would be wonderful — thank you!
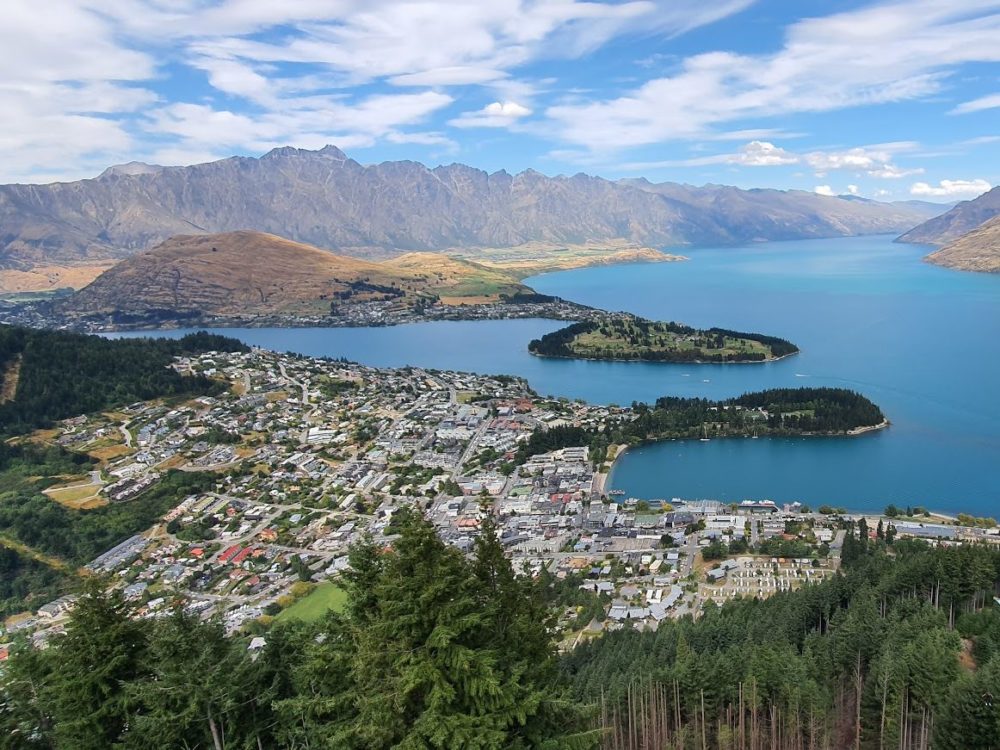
[565,525,1000,750]
[0,325,248,436]
[2,512,999,749]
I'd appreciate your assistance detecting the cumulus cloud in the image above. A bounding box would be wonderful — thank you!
[814,185,836,196]
[450,100,533,128]
[847,184,859,194]
[731,141,798,166]
[910,179,993,197]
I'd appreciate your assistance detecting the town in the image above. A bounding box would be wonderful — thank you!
[4,347,999,654]
[0,294,600,334]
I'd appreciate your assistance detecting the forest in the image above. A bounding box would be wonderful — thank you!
[565,525,1000,750]
[2,512,999,749]
[0,547,71,620]
[528,317,798,363]
[0,325,248,436]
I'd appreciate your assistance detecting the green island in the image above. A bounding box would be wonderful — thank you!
[517,386,887,467]
[528,314,798,363]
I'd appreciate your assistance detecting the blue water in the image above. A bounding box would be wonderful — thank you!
[114,235,1000,514]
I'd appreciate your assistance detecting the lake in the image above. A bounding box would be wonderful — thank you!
[114,235,1000,515]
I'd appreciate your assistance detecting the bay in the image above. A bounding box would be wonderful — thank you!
[112,235,1000,515]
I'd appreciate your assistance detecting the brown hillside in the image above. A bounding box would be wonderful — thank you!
[925,215,1000,273]
[63,231,531,317]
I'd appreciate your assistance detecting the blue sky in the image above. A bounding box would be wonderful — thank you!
[3,0,999,201]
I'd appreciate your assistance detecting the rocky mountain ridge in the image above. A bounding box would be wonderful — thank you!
[0,145,945,271]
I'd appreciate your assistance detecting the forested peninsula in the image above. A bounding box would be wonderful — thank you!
[528,315,799,363]
[517,387,887,467]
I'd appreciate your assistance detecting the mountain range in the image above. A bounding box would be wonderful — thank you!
[0,146,946,275]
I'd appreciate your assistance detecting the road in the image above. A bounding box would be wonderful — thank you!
[278,362,309,404]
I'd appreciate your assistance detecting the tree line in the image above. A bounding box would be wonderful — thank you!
[563,527,1000,749]
[0,325,248,436]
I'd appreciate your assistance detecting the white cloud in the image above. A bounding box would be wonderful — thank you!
[144,91,454,156]
[0,0,757,181]
[814,185,835,196]
[847,184,859,194]
[616,140,923,178]
[910,178,993,197]
[732,140,798,166]
[450,100,533,128]
[951,92,1000,114]
[545,1,1000,150]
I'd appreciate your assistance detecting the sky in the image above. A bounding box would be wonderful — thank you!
[3,0,999,201]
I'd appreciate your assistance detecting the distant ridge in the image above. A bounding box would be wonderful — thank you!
[897,186,1000,246]
[0,145,944,272]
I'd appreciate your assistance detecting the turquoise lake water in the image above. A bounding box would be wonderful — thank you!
[116,235,1000,514]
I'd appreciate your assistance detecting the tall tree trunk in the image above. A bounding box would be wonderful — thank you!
[854,652,863,750]
[208,711,224,750]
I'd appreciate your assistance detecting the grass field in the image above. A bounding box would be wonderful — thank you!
[277,582,348,622]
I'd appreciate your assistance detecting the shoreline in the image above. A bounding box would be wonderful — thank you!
[528,348,800,365]
[604,418,891,495]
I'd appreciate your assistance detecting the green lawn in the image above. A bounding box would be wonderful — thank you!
[277,582,348,622]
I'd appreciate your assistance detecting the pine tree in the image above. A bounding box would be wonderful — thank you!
[43,582,151,749]
[123,611,257,750]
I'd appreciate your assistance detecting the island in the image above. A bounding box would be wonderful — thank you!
[528,314,799,363]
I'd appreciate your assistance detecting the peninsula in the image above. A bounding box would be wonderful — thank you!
[528,314,798,363]
[517,386,887,468]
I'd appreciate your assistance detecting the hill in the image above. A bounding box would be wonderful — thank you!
[60,231,543,318]
[0,146,941,285]
[897,185,1000,246]
[925,214,1000,273]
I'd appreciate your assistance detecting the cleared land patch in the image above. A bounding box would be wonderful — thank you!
[277,582,348,622]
